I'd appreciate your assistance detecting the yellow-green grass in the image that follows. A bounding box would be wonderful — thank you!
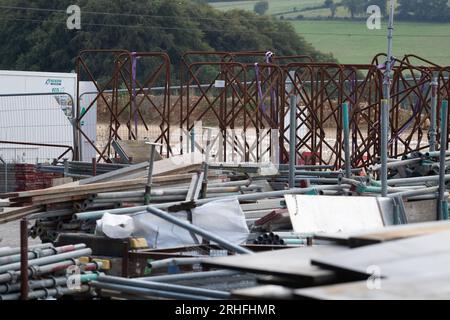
[291,20,450,66]
[210,0,327,15]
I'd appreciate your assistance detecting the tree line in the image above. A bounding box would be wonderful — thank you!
[0,0,333,76]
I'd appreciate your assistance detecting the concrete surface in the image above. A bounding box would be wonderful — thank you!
[0,220,41,248]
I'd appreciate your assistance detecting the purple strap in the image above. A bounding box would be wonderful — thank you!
[131,52,138,137]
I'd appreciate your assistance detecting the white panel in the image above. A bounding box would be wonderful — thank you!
[285,195,385,234]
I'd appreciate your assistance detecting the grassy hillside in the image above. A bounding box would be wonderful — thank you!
[210,0,450,66]
[291,20,450,65]
[211,0,327,15]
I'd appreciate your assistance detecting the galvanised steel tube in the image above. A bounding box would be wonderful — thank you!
[381,0,395,197]
[342,102,351,178]
[438,100,449,220]
[371,157,422,171]
[75,184,350,221]
[374,174,450,186]
[99,275,231,299]
[0,273,98,294]
[289,95,297,189]
[429,76,439,152]
[0,284,91,301]
[387,186,439,199]
[140,270,239,282]
[0,243,54,258]
[145,206,253,254]
[0,259,96,284]
[0,247,91,274]
[90,281,211,300]
[295,171,344,177]
[0,244,86,266]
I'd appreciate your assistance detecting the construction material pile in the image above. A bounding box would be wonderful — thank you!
[0,242,99,300]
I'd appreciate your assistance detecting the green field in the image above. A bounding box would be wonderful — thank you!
[291,20,450,65]
[210,0,327,15]
[209,0,450,66]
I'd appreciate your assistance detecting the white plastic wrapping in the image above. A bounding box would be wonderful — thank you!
[96,212,135,239]
[132,198,249,249]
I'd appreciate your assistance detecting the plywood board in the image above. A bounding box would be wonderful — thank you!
[285,195,384,234]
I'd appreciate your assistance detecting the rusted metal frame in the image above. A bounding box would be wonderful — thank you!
[0,140,74,161]
[302,65,344,166]
[389,67,432,156]
[183,64,228,129]
[342,65,382,167]
[321,70,345,166]
[76,51,131,162]
[251,63,284,129]
[223,68,248,127]
[76,51,128,126]
[247,63,284,162]
[105,54,132,160]
[283,65,319,164]
[185,63,235,131]
[394,71,431,154]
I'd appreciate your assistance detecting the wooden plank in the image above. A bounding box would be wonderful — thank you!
[0,206,43,224]
[311,229,450,279]
[294,274,450,300]
[203,246,345,285]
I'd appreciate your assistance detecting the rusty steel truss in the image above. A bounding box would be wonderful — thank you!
[74,50,450,169]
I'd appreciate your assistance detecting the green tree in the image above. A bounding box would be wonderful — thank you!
[324,0,337,17]
[254,1,269,15]
[397,0,449,21]
[342,0,365,18]
[0,0,333,77]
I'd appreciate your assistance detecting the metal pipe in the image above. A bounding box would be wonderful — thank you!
[140,270,239,282]
[342,102,351,178]
[0,247,91,274]
[92,157,97,176]
[145,206,253,254]
[91,281,210,300]
[144,143,157,205]
[0,243,54,258]
[1,284,90,301]
[387,186,439,199]
[429,76,439,152]
[371,157,422,171]
[99,275,230,299]
[438,100,449,220]
[75,184,349,221]
[20,219,28,300]
[289,95,297,188]
[381,0,395,197]
[0,244,86,266]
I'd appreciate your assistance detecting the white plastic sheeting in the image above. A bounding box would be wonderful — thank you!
[132,198,249,249]
[95,212,135,239]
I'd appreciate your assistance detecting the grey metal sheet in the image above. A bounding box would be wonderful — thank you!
[312,229,450,279]
[203,246,346,285]
[295,273,450,300]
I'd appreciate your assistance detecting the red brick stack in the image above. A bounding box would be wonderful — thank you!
[10,164,63,192]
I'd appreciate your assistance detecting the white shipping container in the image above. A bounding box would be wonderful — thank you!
[0,70,97,163]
